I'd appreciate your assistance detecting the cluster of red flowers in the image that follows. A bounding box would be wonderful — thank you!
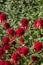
[0,13,43,65]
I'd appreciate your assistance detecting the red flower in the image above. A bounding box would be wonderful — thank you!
[4,61,12,65]
[34,19,43,29]
[20,38,25,45]
[0,13,7,23]
[21,47,29,56]
[0,47,4,57]
[3,44,10,50]
[20,38,25,44]
[2,36,9,44]
[11,52,20,64]
[16,27,25,37]
[0,60,4,65]
[20,18,29,29]
[4,23,10,30]
[7,29,15,36]
[16,47,21,53]
[30,55,37,61]
[32,42,43,52]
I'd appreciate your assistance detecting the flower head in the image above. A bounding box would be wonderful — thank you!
[11,52,20,64]
[16,27,25,37]
[0,13,7,23]
[2,36,9,44]
[20,38,25,45]
[4,61,12,65]
[32,42,43,52]
[3,44,10,50]
[20,18,29,29]
[21,47,29,56]
[34,19,43,29]
[0,60,4,65]
[4,23,10,30]
[30,55,37,61]
[7,29,15,36]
